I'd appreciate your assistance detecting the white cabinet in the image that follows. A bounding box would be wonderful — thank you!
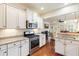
[37,17,44,29]
[8,45,20,56]
[55,39,79,56]
[65,43,78,56]
[0,49,8,56]
[18,9,26,29]
[76,12,79,19]
[20,39,29,56]
[39,34,46,47]
[25,39,29,56]
[6,5,18,29]
[26,9,33,23]
[8,42,20,56]
[0,4,5,28]
[66,13,75,20]
[0,45,7,56]
[65,40,78,56]
[55,39,65,55]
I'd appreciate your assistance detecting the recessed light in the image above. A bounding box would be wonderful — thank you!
[41,7,44,10]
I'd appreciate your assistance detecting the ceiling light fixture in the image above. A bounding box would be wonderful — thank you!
[41,7,44,10]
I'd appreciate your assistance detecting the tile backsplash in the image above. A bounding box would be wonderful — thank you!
[0,29,25,38]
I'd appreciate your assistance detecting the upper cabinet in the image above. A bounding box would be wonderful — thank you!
[6,5,19,29]
[26,9,44,29]
[18,9,26,29]
[0,4,6,28]
[26,9,33,23]
[6,5,27,29]
[37,16,44,29]
[0,4,44,29]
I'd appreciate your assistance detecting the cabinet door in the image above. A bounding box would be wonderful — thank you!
[6,5,18,29]
[0,4,5,28]
[0,50,8,56]
[39,34,43,47]
[66,13,75,20]
[21,40,29,56]
[25,40,29,56]
[26,9,33,22]
[18,9,26,29]
[21,43,27,56]
[55,40,65,55]
[8,45,20,56]
[65,42,78,56]
[39,34,46,47]
[42,34,46,45]
[37,17,44,29]
[76,12,79,19]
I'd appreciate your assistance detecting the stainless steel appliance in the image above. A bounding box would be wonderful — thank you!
[26,20,38,29]
[24,31,39,55]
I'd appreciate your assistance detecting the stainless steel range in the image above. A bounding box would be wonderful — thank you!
[24,31,39,55]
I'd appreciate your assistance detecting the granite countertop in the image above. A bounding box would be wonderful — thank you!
[0,35,29,45]
[61,32,79,36]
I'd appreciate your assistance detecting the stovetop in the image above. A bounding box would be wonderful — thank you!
[24,34,39,38]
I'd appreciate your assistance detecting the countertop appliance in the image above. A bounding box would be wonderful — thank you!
[24,31,39,55]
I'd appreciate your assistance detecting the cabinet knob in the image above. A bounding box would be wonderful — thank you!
[64,44,66,45]
[14,44,16,45]
[3,26,6,27]
[73,38,75,39]
[20,46,22,48]
[4,51,7,53]
[0,48,1,50]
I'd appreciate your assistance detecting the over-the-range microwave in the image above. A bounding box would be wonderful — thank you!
[26,20,38,29]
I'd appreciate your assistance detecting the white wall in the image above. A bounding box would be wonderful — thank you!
[43,4,79,19]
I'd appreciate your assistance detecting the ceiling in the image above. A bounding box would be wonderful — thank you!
[24,3,70,15]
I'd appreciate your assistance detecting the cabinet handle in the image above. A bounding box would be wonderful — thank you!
[14,44,16,45]
[64,44,66,45]
[3,26,6,27]
[20,46,22,48]
[4,51,7,53]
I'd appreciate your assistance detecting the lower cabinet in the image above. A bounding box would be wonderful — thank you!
[0,38,29,56]
[8,45,20,56]
[55,39,65,55]
[39,34,46,47]
[65,44,78,56]
[65,41,78,56]
[55,39,79,56]
[0,49,8,56]
[21,40,29,56]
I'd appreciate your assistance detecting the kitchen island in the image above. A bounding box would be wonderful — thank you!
[55,32,79,56]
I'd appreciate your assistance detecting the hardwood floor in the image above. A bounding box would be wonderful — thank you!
[31,40,62,56]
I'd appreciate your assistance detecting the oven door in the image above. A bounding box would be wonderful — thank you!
[30,37,39,54]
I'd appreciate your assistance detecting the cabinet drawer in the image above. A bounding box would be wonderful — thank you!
[72,41,79,45]
[0,45,7,51]
[65,40,72,44]
[8,41,20,48]
[56,39,64,43]
[21,40,26,44]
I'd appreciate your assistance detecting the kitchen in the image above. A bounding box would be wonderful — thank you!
[0,3,79,56]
